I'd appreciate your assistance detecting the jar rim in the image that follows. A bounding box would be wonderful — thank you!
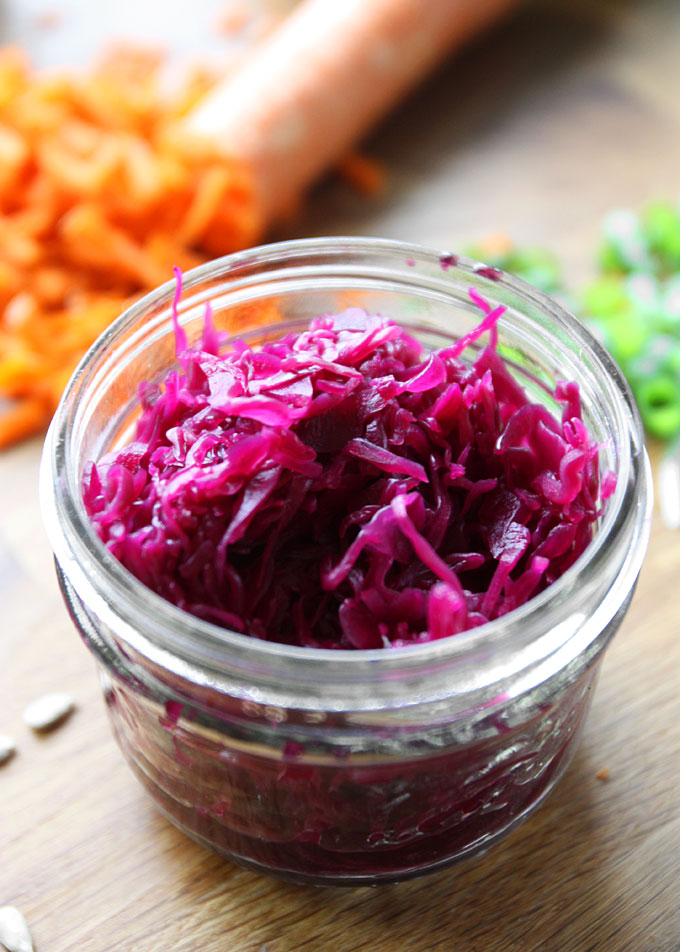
[41,236,652,692]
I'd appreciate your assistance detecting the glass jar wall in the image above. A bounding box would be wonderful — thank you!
[41,238,652,885]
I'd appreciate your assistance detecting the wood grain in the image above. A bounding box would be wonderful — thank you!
[2,1,680,950]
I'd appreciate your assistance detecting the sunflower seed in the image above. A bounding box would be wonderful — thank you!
[0,906,33,952]
[0,734,16,765]
[22,691,75,732]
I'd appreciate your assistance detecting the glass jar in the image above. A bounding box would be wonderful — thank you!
[40,238,652,886]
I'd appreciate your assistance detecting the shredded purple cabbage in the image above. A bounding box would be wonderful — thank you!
[84,288,615,649]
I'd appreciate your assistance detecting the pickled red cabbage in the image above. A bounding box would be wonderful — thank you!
[84,289,614,649]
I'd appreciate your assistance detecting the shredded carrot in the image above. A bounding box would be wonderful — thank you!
[336,151,386,197]
[214,3,251,37]
[0,395,49,448]
[34,10,62,31]
[0,45,263,447]
[473,232,515,259]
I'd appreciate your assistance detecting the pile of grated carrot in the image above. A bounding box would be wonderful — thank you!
[0,46,263,448]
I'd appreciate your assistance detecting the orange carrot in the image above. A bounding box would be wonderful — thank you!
[186,0,522,221]
[336,153,386,197]
[0,395,48,449]
[0,46,261,447]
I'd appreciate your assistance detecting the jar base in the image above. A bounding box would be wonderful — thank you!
[144,751,577,888]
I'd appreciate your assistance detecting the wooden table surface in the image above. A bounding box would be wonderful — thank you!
[2,1,680,950]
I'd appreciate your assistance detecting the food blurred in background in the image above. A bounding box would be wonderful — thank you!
[1,0,679,449]
[0,0,290,447]
[469,204,680,443]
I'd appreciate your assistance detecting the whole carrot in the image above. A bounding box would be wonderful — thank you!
[186,0,522,221]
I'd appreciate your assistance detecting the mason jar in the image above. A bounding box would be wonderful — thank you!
[40,238,652,886]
